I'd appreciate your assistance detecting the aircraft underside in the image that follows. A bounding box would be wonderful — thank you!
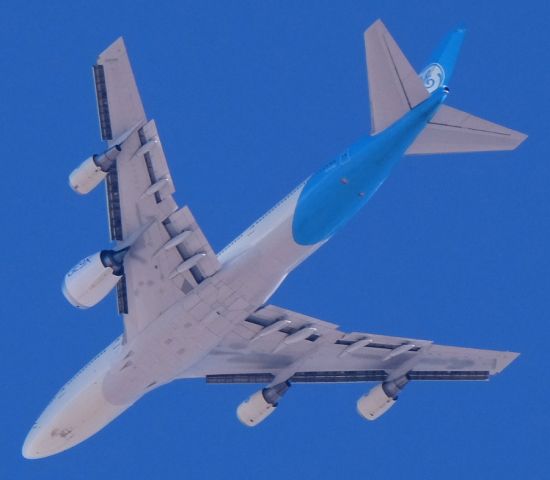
[23,19,525,459]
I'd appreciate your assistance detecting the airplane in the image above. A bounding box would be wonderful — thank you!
[22,19,526,459]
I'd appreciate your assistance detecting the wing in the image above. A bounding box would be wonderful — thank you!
[184,304,518,384]
[365,20,429,134]
[93,38,220,339]
[406,105,527,154]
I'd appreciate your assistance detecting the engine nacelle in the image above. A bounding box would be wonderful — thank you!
[357,376,408,421]
[69,145,121,194]
[237,382,290,427]
[62,249,126,309]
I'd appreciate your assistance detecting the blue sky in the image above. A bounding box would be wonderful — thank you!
[2,1,548,478]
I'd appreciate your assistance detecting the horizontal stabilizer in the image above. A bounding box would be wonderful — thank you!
[419,26,466,92]
[406,105,527,155]
[365,20,429,134]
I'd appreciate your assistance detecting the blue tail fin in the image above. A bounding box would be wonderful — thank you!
[419,26,466,93]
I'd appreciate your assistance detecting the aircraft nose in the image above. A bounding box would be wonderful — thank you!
[23,418,78,459]
[22,423,52,459]
[22,377,131,458]
[21,427,37,459]
[22,396,77,460]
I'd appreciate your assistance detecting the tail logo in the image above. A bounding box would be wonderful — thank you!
[420,63,445,93]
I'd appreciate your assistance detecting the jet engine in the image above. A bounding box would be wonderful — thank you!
[237,382,290,427]
[69,145,121,194]
[62,249,128,309]
[357,376,409,421]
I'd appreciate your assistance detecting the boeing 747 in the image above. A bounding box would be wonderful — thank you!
[23,20,526,458]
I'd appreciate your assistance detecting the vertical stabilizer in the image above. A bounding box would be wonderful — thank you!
[364,20,429,134]
[419,26,466,92]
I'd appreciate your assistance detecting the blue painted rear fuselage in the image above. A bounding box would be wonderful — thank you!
[292,89,447,245]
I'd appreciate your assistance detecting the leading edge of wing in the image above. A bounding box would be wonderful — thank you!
[94,37,146,142]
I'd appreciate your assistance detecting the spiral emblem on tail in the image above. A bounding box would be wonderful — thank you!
[420,63,445,93]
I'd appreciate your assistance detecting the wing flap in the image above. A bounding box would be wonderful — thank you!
[162,206,221,280]
[406,105,527,154]
[205,370,492,384]
[365,20,429,134]
[114,121,177,241]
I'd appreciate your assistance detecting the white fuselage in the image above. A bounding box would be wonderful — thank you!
[23,182,322,458]
[23,83,444,459]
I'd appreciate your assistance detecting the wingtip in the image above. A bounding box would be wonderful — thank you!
[515,131,528,148]
[365,18,386,34]
[111,36,126,46]
[507,130,528,151]
[495,351,520,374]
[97,37,127,63]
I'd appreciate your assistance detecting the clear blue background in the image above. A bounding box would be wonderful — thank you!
[2,1,548,478]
